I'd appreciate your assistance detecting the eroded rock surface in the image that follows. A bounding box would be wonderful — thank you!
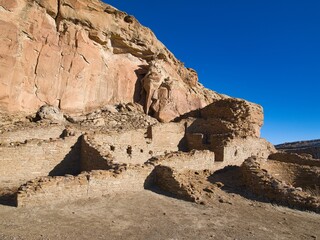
[0,0,221,122]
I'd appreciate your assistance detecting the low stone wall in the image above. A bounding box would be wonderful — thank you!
[241,157,320,213]
[16,166,152,207]
[0,136,81,188]
[0,125,65,144]
[151,165,197,202]
[146,150,215,171]
[260,160,320,190]
[269,152,320,167]
[15,149,218,207]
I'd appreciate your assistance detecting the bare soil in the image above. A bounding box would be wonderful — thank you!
[0,186,319,240]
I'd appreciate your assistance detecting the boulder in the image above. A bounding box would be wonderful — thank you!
[36,105,65,122]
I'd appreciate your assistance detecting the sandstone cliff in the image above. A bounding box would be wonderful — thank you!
[0,0,222,122]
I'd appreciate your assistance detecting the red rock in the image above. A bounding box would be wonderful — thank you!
[0,0,222,121]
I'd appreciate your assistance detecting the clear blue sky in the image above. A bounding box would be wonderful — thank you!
[104,0,320,144]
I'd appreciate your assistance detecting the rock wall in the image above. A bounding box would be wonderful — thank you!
[261,159,320,191]
[80,135,111,171]
[0,0,220,122]
[241,157,320,213]
[146,150,215,171]
[0,136,81,188]
[16,167,152,207]
[0,125,65,144]
[184,98,275,162]
[151,166,197,202]
[86,122,186,165]
[16,148,216,207]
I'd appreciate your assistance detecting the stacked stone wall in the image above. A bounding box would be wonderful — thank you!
[241,157,320,213]
[16,167,152,207]
[0,136,80,188]
[81,136,112,171]
[0,125,65,144]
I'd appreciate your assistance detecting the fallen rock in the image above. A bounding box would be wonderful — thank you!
[36,105,65,123]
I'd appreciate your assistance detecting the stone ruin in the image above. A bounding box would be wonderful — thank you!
[241,153,320,213]
[0,0,319,213]
[0,98,275,207]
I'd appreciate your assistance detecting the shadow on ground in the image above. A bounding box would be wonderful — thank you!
[0,189,16,207]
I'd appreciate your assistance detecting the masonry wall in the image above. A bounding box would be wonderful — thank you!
[16,167,152,207]
[222,137,274,164]
[241,157,320,213]
[81,136,112,171]
[90,122,186,165]
[261,160,320,190]
[0,125,65,144]
[0,136,81,188]
[147,150,215,171]
[149,122,186,151]
[186,134,275,163]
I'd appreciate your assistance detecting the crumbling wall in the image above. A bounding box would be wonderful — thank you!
[148,122,186,151]
[186,134,274,162]
[146,150,215,171]
[89,122,186,164]
[184,98,275,162]
[0,125,65,144]
[241,157,320,213]
[261,159,320,191]
[151,165,196,202]
[15,146,218,207]
[0,136,81,188]
[16,166,152,207]
[222,137,275,164]
[89,129,156,164]
[81,135,112,171]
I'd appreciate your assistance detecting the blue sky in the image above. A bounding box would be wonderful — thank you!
[104,0,320,144]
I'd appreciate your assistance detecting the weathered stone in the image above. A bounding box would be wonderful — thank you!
[36,105,65,123]
[0,0,221,122]
[241,156,320,213]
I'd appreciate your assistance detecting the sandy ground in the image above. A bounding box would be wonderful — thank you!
[0,188,319,240]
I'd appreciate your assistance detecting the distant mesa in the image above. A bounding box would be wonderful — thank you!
[276,139,320,159]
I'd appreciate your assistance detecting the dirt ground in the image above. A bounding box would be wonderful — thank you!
[0,187,319,240]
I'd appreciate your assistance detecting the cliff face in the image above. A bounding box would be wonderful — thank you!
[0,0,222,122]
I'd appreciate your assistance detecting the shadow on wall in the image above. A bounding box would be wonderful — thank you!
[134,65,148,104]
[207,166,270,203]
[49,137,82,176]
[143,167,188,202]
